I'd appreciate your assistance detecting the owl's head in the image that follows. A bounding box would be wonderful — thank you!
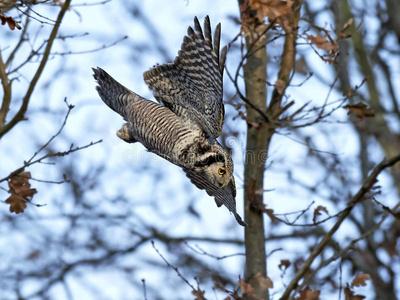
[194,144,234,189]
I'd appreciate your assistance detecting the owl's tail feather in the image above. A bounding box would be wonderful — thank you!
[93,67,139,120]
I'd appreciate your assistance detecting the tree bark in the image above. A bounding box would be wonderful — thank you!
[237,1,269,299]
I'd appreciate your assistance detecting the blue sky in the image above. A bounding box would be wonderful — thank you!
[0,0,398,299]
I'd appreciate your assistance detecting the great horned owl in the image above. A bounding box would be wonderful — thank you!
[93,16,246,226]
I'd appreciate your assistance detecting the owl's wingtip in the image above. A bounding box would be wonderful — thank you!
[92,67,104,78]
[234,213,247,226]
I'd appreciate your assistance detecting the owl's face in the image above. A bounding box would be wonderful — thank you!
[192,141,234,189]
[202,161,232,188]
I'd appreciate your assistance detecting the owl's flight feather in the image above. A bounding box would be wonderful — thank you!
[143,16,227,142]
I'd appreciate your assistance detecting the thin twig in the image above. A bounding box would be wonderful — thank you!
[28,98,73,163]
[0,140,102,184]
[141,279,148,300]
[5,15,30,67]
[151,240,196,291]
[41,36,128,56]
[184,242,245,260]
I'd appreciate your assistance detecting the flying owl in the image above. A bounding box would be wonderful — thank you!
[93,16,246,226]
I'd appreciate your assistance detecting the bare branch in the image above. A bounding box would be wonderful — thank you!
[0,140,102,184]
[280,153,400,300]
[42,35,128,56]
[296,207,397,294]
[27,98,73,163]
[0,0,72,139]
[184,242,245,260]
[151,240,196,291]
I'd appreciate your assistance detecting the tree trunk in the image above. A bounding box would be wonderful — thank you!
[238,1,300,298]
[238,1,269,299]
[243,36,270,300]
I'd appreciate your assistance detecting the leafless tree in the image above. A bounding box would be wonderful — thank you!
[1,1,399,300]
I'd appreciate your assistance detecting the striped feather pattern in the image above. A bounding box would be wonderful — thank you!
[93,17,245,226]
[143,16,227,141]
[94,67,195,164]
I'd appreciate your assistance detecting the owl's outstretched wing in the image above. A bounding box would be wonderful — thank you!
[182,168,247,226]
[143,16,227,141]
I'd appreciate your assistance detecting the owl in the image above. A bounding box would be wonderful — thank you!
[93,16,246,226]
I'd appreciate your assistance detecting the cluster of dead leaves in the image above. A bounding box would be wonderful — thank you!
[294,286,320,300]
[0,0,67,31]
[344,273,371,300]
[307,34,338,51]
[0,14,21,30]
[5,171,37,214]
[210,273,273,300]
[194,271,370,299]
[249,0,292,23]
[192,289,207,300]
[239,0,294,35]
[307,19,354,64]
[344,102,375,119]
[278,259,291,271]
[239,273,273,299]
[306,34,339,64]
[292,275,370,300]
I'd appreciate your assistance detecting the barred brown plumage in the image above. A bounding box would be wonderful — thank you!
[93,16,246,226]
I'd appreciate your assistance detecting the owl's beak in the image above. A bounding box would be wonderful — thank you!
[220,182,227,188]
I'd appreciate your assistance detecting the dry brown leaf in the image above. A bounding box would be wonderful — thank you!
[307,35,338,52]
[344,287,365,300]
[254,272,273,291]
[260,205,277,222]
[313,205,328,223]
[0,14,21,30]
[278,259,291,271]
[27,249,41,260]
[5,171,37,214]
[351,274,371,287]
[265,208,276,222]
[5,194,27,213]
[192,289,207,300]
[321,53,338,64]
[344,102,375,119]
[249,0,292,23]
[294,286,320,300]
[238,279,255,295]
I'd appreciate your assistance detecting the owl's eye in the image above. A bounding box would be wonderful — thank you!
[218,168,226,175]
